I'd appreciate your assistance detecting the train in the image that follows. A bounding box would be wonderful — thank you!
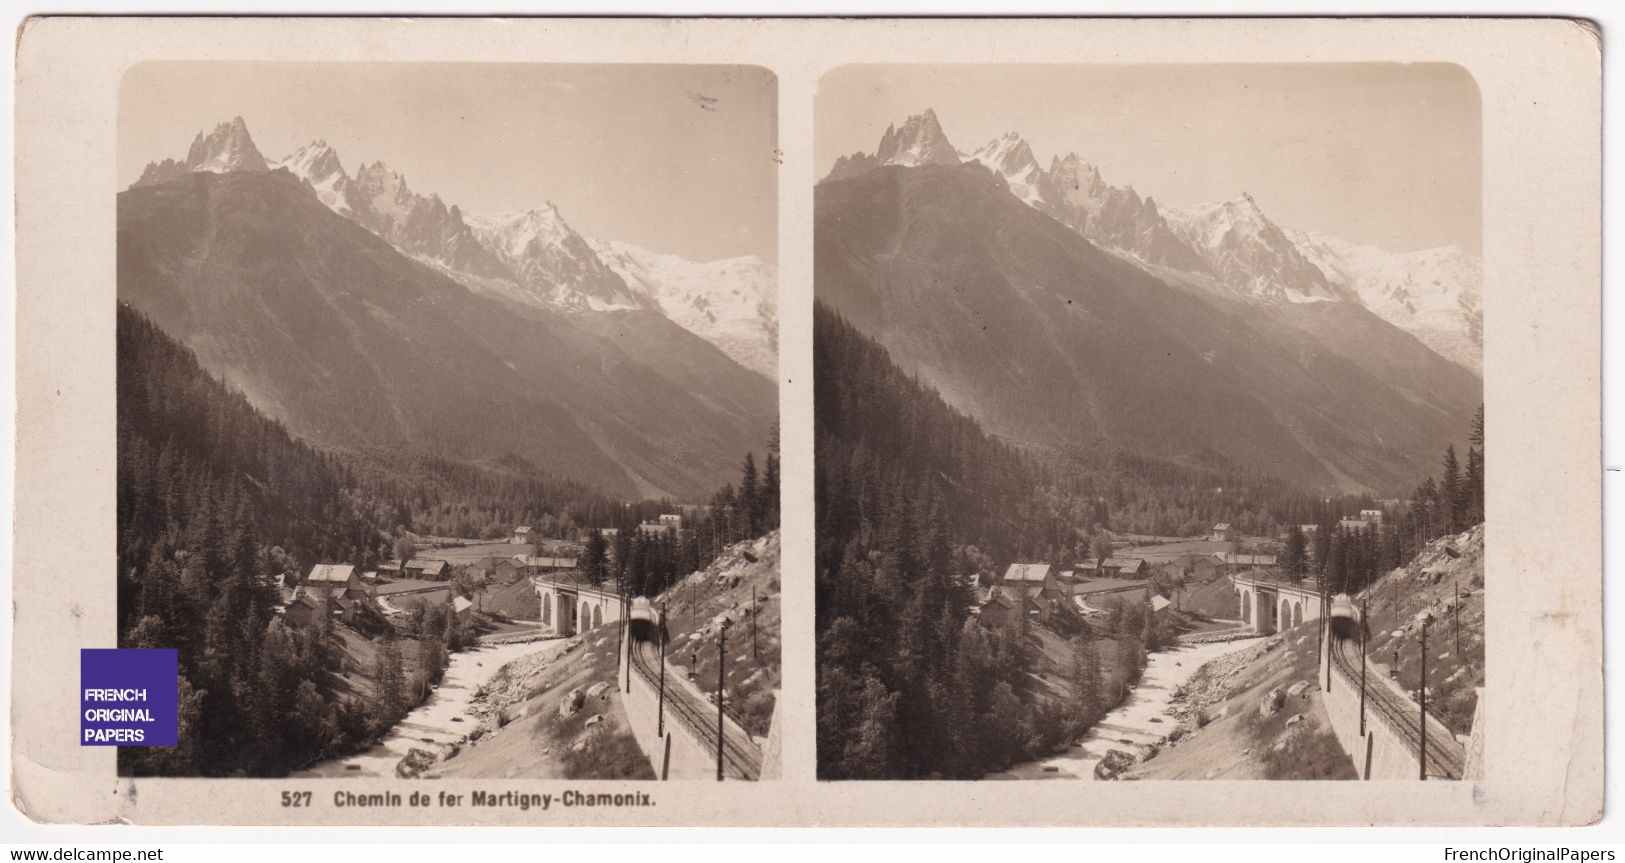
[1327,592,1361,640]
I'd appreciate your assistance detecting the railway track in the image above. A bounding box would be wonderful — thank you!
[1330,635,1465,779]
[629,634,762,780]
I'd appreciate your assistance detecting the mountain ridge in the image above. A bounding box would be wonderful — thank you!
[815,160,1480,495]
[822,111,1481,372]
[118,168,775,500]
[131,118,777,378]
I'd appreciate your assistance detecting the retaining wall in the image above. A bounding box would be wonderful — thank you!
[1320,636,1426,780]
[619,633,725,780]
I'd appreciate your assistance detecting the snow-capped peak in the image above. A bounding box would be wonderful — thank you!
[966,132,1044,206]
[275,140,352,213]
[185,116,269,175]
[279,140,345,183]
[464,203,573,260]
[131,116,270,188]
[463,204,644,312]
[1289,229,1482,373]
[875,109,961,168]
[1164,193,1346,304]
[589,237,778,377]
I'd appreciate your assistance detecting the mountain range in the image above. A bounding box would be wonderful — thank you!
[121,117,777,500]
[815,110,1483,495]
[823,110,1481,373]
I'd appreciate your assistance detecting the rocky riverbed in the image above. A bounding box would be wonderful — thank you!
[298,637,569,778]
[988,637,1263,780]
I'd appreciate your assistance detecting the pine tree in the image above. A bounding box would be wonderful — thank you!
[1441,445,1464,534]
[581,529,609,586]
[1282,524,1308,581]
[740,452,760,537]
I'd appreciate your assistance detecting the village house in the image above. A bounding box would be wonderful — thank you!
[659,513,682,528]
[405,559,451,580]
[1076,556,1149,579]
[975,589,1018,630]
[1215,552,1278,576]
[1000,563,1067,625]
[512,525,534,545]
[1338,517,1374,532]
[1359,509,1384,523]
[305,563,368,600]
[1211,522,1239,542]
[282,592,322,629]
[452,595,475,624]
[1001,563,1062,602]
[596,527,620,539]
[975,585,1043,631]
[515,554,578,574]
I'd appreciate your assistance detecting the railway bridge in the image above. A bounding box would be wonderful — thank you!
[1232,573,1323,634]
[532,576,623,637]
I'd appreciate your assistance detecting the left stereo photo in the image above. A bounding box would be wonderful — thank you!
[114,62,782,781]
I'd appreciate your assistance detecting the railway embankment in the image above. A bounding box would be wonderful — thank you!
[1125,626,1355,780]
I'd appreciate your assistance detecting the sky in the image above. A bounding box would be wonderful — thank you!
[120,63,778,264]
[817,64,1481,256]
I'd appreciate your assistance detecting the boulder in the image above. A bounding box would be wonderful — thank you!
[559,687,585,718]
[1286,713,1306,727]
[585,714,605,727]
[1095,749,1137,780]
[1287,680,1315,700]
[1259,686,1285,718]
[395,747,438,779]
[586,681,613,700]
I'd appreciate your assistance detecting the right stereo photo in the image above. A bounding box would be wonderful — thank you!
[813,64,1485,782]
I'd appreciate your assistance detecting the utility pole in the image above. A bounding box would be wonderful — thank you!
[1454,581,1461,656]
[623,593,631,693]
[1322,580,1332,693]
[751,587,758,661]
[658,600,667,737]
[717,618,732,781]
[1419,612,1432,781]
[1359,597,1368,736]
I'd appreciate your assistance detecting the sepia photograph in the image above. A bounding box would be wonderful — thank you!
[814,64,1486,782]
[8,16,1603,832]
[114,62,782,781]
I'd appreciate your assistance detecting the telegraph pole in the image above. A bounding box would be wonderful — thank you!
[717,618,732,781]
[751,586,758,661]
[1454,581,1461,656]
[1419,612,1432,781]
[1359,597,1368,736]
[658,600,667,737]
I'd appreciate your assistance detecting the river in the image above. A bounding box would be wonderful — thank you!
[297,636,565,778]
[988,637,1261,780]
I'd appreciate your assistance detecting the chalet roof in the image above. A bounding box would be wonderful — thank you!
[306,564,354,584]
[406,559,449,572]
[1219,553,1277,566]
[288,593,320,609]
[1213,523,1231,530]
[516,555,577,569]
[452,596,474,613]
[1150,595,1172,613]
[1003,563,1051,583]
[514,526,533,534]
